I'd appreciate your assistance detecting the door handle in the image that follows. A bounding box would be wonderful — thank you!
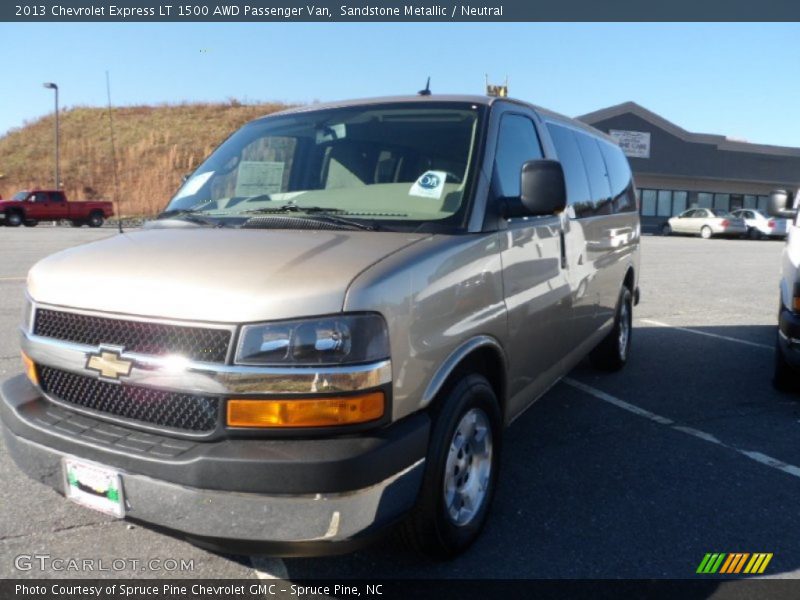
[559,229,567,269]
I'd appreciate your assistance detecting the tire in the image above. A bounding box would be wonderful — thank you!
[23,220,38,227]
[661,223,671,236]
[88,212,104,228]
[748,228,760,240]
[774,334,796,392]
[5,211,22,227]
[70,220,84,228]
[590,287,633,372]
[701,226,712,239]
[401,374,501,559]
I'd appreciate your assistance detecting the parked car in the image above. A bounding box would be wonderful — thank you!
[768,189,800,389]
[730,208,789,239]
[662,208,747,239]
[0,94,640,559]
[0,190,113,228]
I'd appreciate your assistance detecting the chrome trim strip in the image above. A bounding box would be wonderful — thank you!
[30,301,239,365]
[21,331,392,395]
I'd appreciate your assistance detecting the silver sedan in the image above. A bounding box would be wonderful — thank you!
[663,208,748,239]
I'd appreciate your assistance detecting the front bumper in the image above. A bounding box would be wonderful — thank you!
[0,375,429,554]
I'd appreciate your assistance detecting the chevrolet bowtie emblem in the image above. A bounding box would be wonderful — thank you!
[85,348,133,381]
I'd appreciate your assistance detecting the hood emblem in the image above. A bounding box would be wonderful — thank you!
[85,347,132,381]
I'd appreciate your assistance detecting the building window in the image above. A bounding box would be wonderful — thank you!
[638,188,690,217]
[713,193,730,212]
[672,191,688,214]
[744,195,757,209]
[657,190,672,217]
[758,195,769,212]
[698,193,713,209]
[641,190,657,216]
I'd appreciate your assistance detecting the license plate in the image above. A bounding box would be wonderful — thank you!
[63,457,125,518]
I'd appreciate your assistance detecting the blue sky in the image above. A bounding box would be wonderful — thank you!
[1,23,799,145]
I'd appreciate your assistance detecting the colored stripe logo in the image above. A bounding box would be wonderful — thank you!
[696,553,773,574]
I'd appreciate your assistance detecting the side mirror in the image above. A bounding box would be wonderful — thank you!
[504,159,567,218]
[768,189,798,219]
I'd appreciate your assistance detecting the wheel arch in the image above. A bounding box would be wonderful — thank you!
[420,336,508,420]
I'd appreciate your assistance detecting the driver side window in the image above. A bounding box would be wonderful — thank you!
[493,114,543,198]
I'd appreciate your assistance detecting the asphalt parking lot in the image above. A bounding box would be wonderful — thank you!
[0,227,797,580]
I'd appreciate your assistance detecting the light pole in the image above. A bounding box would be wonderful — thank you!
[43,82,59,190]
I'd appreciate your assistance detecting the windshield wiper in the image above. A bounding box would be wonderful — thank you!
[242,204,378,231]
[156,209,225,228]
[241,204,345,215]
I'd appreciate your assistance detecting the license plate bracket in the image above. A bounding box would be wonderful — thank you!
[62,457,125,518]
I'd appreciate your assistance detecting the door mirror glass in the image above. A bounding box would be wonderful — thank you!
[517,159,567,217]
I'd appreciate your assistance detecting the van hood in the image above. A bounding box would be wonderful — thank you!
[28,228,428,323]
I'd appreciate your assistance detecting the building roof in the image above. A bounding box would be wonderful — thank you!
[578,101,800,158]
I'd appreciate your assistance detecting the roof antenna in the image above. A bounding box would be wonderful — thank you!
[105,71,123,234]
[418,77,431,96]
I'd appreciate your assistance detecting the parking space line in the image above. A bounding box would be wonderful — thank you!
[639,318,772,350]
[250,556,288,580]
[0,277,26,281]
[564,378,800,480]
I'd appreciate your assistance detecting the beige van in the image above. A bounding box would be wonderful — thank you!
[1,95,640,558]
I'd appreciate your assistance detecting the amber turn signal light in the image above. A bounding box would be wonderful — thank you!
[227,391,385,428]
[21,351,38,386]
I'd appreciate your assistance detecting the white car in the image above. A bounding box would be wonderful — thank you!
[663,208,747,239]
[730,209,789,239]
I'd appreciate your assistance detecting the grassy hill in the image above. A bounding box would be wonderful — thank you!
[0,101,291,217]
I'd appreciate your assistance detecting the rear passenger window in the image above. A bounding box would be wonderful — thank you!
[493,114,543,198]
[599,142,635,213]
[576,133,612,215]
[546,123,592,218]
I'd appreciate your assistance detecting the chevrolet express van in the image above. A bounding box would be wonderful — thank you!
[1,95,640,558]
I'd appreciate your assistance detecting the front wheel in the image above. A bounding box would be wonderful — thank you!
[701,226,713,239]
[590,287,633,371]
[401,374,501,559]
[748,228,762,240]
[5,212,22,227]
[661,223,672,236]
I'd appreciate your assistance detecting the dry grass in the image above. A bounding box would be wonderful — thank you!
[0,100,291,217]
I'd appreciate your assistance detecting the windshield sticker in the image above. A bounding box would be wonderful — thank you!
[409,170,447,199]
[235,161,285,197]
[174,171,213,200]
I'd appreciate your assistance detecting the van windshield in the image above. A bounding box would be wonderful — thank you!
[165,102,485,232]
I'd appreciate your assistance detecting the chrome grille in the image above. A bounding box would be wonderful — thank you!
[38,366,220,432]
[33,309,231,363]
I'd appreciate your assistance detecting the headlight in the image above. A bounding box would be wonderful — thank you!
[236,314,389,366]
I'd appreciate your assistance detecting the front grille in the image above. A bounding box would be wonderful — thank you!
[38,366,220,432]
[34,309,231,363]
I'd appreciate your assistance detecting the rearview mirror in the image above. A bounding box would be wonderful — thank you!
[503,159,567,218]
[768,189,798,219]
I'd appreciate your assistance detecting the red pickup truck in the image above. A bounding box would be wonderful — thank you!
[0,190,114,228]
